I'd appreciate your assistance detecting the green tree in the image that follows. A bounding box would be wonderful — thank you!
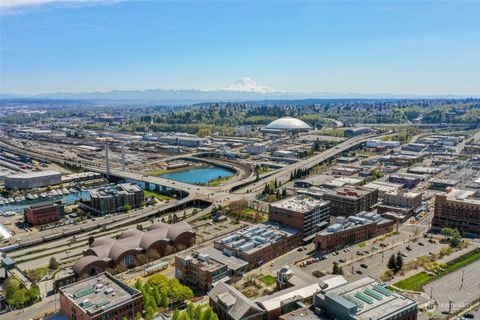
[395,252,403,272]
[135,312,143,320]
[49,257,60,271]
[387,254,396,272]
[88,236,95,246]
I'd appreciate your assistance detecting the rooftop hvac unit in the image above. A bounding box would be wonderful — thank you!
[104,288,114,295]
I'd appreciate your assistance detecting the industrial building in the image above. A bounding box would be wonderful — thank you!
[268,196,330,242]
[344,127,372,138]
[315,212,394,251]
[432,188,480,236]
[213,222,301,270]
[4,170,62,189]
[59,272,143,320]
[24,201,65,226]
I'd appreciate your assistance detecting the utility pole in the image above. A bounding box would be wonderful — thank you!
[121,141,126,171]
[104,142,110,179]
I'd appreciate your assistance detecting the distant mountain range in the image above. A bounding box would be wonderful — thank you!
[1,77,478,105]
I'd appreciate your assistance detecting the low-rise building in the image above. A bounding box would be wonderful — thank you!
[401,143,426,153]
[313,276,418,320]
[430,179,458,191]
[269,196,330,242]
[214,222,301,270]
[433,188,480,236]
[5,170,62,189]
[59,272,143,320]
[245,143,268,155]
[366,139,400,149]
[315,212,394,251]
[376,191,423,217]
[175,246,248,292]
[24,201,64,226]
[363,181,403,198]
[344,127,372,138]
[389,174,421,188]
[332,166,359,176]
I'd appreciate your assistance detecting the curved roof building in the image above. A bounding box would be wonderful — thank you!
[264,117,311,132]
[74,221,195,278]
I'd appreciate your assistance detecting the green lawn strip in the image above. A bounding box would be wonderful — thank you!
[358,242,367,248]
[393,248,480,292]
[260,275,276,286]
[144,190,173,201]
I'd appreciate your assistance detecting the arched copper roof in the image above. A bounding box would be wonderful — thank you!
[73,255,108,276]
[119,229,144,239]
[91,237,115,247]
[74,221,195,275]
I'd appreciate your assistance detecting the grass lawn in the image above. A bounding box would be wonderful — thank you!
[393,248,480,292]
[317,128,345,137]
[206,175,233,187]
[144,190,173,201]
[144,169,170,176]
[260,275,276,286]
[394,272,432,291]
[358,242,367,248]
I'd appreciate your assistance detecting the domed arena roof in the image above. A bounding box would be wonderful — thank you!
[265,117,311,131]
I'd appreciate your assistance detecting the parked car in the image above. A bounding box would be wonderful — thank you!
[418,242,425,246]
[400,252,408,257]
[356,270,363,275]
[360,263,368,268]
[339,258,346,263]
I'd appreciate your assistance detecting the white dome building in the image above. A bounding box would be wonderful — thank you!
[263,117,311,132]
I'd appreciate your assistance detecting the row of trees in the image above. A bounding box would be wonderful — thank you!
[290,168,309,180]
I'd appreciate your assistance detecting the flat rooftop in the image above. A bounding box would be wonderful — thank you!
[59,272,140,316]
[6,170,60,179]
[196,246,248,271]
[318,211,390,236]
[444,188,480,205]
[325,276,417,320]
[215,222,299,255]
[270,195,329,213]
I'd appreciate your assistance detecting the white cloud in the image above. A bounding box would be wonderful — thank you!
[0,0,121,14]
[225,77,278,94]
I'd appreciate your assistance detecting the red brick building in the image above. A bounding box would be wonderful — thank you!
[433,188,480,236]
[24,202,64,226]
[59,272,143,320]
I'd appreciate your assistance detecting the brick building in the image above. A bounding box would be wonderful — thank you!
[269,195,330,242]
[377,191,423,217]
[24,201,64,226]
[59,272,143,320]
[214,222,301,270]
[314,185,378,216]
[432,188,480,236]
[315,211,394,251]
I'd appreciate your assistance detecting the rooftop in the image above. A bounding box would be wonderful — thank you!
[6,170,60,179]
[270,195,329,213]
[322,276,417,320]
[444,188,480,205]
[265,117,311,131]
[215,222,298,255]
[318,211,391,236]
[59,272,141,316]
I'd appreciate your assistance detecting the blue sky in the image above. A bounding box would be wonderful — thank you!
[1,0,479,95]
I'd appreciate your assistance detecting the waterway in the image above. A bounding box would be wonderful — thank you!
[0,191,90,214]
[160,166,235,185]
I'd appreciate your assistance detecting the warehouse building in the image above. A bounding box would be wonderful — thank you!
[24,201,64,226]
[5,170,61,189]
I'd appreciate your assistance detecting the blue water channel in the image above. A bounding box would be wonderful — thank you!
[160,166,235,185]
[0,191,90,214]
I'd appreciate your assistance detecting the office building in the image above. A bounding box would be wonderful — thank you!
[24,201,64,226]
[377,191,423,216]
[175,246,248,292]
[214,222,301,270]
[320,186,378,216]
[59,272,143,320]
[269,196,330,242]
[433,188,480,236]
[245,143,268,155]
[315,212,394,251]
[5,170,61,189]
